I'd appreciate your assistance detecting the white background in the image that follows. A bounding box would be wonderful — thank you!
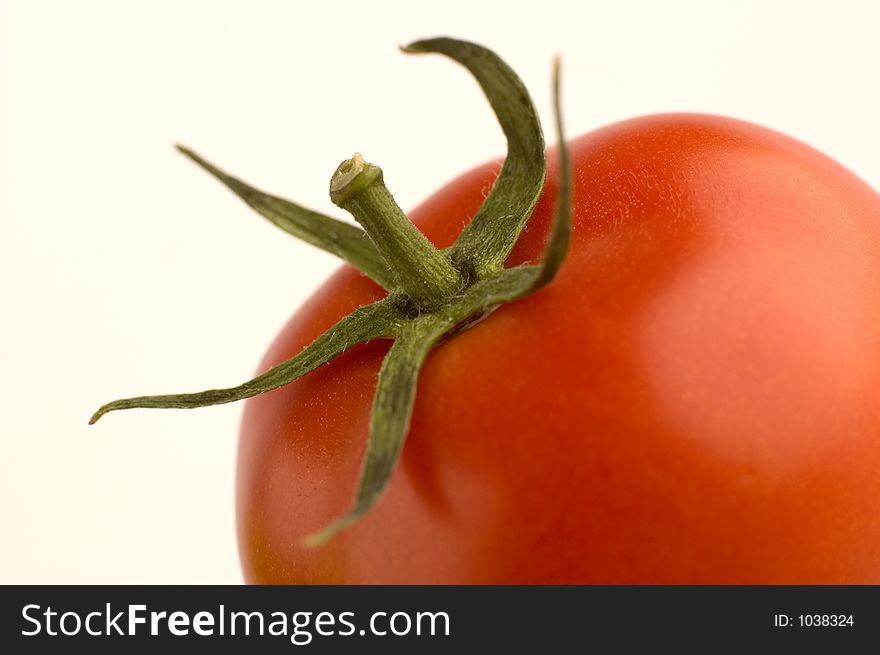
[2,0,878,583]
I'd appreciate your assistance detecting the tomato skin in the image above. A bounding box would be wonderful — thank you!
[236,114,880,583]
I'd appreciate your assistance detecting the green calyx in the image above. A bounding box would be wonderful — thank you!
[90,37,572,545]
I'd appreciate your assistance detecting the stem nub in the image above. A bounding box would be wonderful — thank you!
[330,154,461,308]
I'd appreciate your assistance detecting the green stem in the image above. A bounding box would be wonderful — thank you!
[91,36,574,547]
[330,154,461,308]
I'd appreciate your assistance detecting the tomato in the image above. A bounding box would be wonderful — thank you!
[236,113,880,583]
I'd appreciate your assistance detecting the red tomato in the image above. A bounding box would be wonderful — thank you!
[236,114,880,583]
